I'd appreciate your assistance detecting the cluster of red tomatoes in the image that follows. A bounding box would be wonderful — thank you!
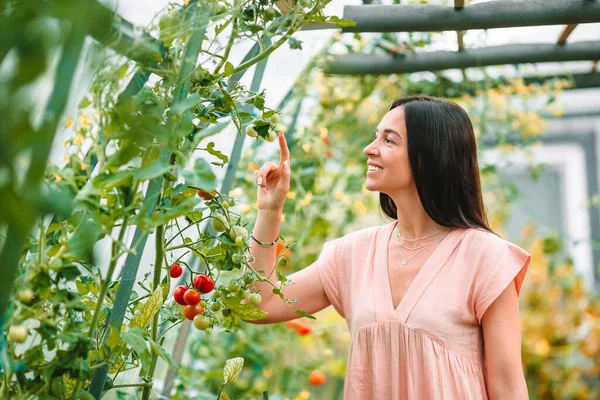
[170,264,215,330]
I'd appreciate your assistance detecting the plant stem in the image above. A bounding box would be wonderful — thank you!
[212,13,238,75]
[112,382,152,389]
[230,17,302,76]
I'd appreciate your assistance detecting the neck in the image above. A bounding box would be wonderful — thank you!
[389,189,445,240]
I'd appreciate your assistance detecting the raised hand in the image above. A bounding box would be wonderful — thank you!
[254,132,290,212]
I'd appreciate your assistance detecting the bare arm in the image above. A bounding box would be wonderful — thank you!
[482,280,529,400]
[243,131,332,324]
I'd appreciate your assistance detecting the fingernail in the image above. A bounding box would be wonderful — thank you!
[257,176,263,185]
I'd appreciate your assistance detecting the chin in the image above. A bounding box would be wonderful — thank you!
[364,180,378,192]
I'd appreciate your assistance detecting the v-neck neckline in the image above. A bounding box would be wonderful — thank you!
[376,221,468,323]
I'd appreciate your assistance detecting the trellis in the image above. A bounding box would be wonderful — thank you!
[1,0,599,398]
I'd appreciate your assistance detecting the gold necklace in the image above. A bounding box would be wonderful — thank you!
[395,228,451,265]
[397,226,446,242]
[396,229,449,251]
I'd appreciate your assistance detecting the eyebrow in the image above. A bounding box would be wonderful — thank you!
[376,128,401,138]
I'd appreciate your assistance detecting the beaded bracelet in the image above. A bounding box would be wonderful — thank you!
[250,234,278,248]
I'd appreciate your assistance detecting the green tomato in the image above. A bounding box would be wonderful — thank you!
[238,289,249,300]
[269,113,280,124]
[265,129,277,142]
[193,315,211,330]
[200,300,207,308]
[221,308,232,317]
[229,225,249,241]
[227,282,241,292]
[8,325,28,343]
[211,214,229,232]
[235,236,245,247]
[209,302,221,312]
[300,0,312,8]
[249,293,262,306]
[232,254,244,264]
[19,288,34,304]
[243,272,256,284]
[222,201,230,209]
[264,6,278,21]
[245,124,258,138]
[213,290,223,298]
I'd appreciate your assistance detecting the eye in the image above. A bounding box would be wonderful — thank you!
[384,137,394,144]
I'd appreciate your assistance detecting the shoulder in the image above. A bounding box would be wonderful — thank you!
[463,227,531,263]
[464,227,511,249]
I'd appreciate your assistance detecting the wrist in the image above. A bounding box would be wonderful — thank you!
[257,208,283,218]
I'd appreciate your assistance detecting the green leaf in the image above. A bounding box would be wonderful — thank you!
[293,309,316,320]
[106,326,121,349]
[141,197,199,228]
[202,142,229,167]
[223,62,235,77]
[92,170,133,191]
[276,271,287,283]
[133,157,172,180]
[66,218,101,262]
[129,288,164,329]
[327,16,357,27]
[222,357,244,385]
[221,296,267,321]
[148,338,178,368]
[121,328,152,373]
[78,96,92,109]
[171,93,202,115]
[182,158,216,191]
[288,37,302,50]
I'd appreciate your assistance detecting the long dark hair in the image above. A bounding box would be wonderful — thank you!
[379,95,493,233]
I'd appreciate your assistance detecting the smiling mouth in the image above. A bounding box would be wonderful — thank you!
[367,166,383,172]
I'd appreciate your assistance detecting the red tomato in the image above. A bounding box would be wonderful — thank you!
[296,321,313,336]
[308,370,327,386]
[173,286,188,305]
[196,190,216,200]
[183,289,200,305]
[276,240,291,259]
[193,274,215,294]
[321,136,331,145]
[170,264,183,278]
[183,303,205,320]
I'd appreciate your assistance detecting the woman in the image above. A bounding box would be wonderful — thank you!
[247,95,531,399]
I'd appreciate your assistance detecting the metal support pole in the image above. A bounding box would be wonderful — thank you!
[337,0,600,33]
[324,41,600,76]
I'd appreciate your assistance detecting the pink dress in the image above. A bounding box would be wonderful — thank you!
[315,220,531,399]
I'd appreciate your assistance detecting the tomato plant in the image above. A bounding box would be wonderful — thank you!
[0,0,355,398]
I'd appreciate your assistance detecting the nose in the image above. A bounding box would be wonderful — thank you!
[363,140,379,157]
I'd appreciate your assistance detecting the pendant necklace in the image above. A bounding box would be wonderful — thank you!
[395,227,452,265]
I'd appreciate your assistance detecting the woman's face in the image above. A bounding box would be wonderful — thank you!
[363,107,414,195]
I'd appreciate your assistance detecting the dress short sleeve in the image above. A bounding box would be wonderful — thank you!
[473,234,531,323]
[315,238,345,319]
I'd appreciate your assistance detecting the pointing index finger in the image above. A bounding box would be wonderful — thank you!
[278,132,290,166]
